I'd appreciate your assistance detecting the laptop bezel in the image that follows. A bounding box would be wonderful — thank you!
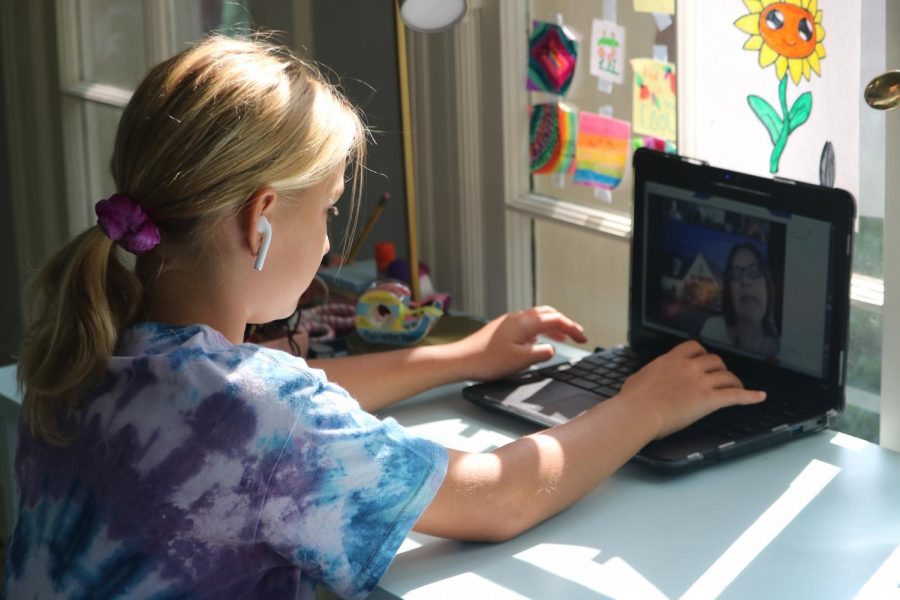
[629,148,855,412]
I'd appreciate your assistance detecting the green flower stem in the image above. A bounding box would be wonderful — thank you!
[770,75,789,174]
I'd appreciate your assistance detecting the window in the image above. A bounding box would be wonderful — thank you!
[495,0,895,444]
[56,0,305,236]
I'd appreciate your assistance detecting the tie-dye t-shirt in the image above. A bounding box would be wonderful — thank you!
[3,323,448,599]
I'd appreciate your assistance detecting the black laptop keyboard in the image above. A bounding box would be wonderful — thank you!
[539,346,643,398]
[700,391,822,438]
[538,347,823,438]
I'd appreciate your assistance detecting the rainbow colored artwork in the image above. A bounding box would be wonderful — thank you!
[530,103,578,175]
[572,112,630,189]
[528,21,579,96]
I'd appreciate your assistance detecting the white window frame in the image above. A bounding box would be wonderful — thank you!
[55,0,190,237]
[878,3,900,451]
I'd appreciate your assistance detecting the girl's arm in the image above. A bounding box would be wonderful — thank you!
[309,306,587,413]
[413,341,766,542]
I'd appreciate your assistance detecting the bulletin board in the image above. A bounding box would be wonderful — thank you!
[528,0,678,218]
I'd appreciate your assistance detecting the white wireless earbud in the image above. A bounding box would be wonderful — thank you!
[254,216,272,271]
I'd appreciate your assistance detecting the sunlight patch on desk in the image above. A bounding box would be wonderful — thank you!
[513,543,668,599]
[404,418,515,452]
[396,537,423,554]
[853,543,900,600]
[406,572,530,599]
[680,459,841,600]
[395,532,440,555]
[830,431,869,452]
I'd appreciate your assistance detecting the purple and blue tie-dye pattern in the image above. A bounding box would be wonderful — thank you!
[3,323,447,599]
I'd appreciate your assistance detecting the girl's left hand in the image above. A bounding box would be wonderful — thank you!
[450,306,587,382]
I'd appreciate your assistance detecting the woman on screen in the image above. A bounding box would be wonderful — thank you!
[700,242,780,357]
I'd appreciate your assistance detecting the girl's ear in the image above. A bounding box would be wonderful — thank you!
[244,186,278,264]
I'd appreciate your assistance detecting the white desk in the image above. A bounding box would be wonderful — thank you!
[374,382,900,599]
[2,362,899,598]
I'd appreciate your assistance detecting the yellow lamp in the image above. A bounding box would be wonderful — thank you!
[394,0,467,301]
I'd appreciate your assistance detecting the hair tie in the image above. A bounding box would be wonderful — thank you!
[94,193,161,255]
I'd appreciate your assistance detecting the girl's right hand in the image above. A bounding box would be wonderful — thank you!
[618,340,766,439]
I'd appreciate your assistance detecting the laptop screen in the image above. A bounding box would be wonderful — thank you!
[637,178,838,381]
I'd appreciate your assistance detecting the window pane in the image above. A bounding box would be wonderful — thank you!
[166,1,297,54]
[84,0,147,88]
[847,306,882,395]
[84,101,123,205]
[854,213,884,280]
[528,1,677,217]
[836,304,881,442]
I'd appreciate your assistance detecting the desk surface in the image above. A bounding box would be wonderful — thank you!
[2,362,898,598]
[374,382,900,599]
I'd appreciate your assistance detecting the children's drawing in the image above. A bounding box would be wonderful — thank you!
[632,135,676,154]
[634,0,675,15]
[530,102,578,174]
[631,58,676,142]
[735,0,826,173]
[590,20,626,85]
[528,21,579,96]
[572,113,630,190]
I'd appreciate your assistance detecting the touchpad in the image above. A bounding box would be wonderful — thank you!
[502,380,601,424]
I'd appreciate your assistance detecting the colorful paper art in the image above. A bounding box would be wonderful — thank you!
[632,135,676,154]
[634,0,675,15]
[528,21,579,96]
[572,112,630,190]
[589,20,626,85]
[735,0,825,174]
[631,58,676,142]
[530,103,577,174]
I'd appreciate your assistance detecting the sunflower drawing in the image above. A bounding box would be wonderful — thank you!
[735,0,826,173]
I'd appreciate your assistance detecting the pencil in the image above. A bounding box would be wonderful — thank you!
[346,192,390,264]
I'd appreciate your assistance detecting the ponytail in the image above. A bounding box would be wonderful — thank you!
[18,227,142,444]
[18,33,367,445]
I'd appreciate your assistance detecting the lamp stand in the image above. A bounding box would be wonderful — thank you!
[394,0,422,303]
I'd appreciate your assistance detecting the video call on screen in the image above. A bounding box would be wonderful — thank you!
[641,184,835,380]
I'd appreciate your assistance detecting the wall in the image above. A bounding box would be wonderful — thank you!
[536,221,629,349]
[310,0,410,264]
[0,42,21,366]
[0,1,66,367]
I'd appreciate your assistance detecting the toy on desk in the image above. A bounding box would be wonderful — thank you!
[355,280,450,346]
[375,241,396,275]
[385,259,436,297]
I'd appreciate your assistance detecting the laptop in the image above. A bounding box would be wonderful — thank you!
[464,148,856,472]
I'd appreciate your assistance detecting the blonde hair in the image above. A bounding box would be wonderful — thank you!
[19,34,367,444]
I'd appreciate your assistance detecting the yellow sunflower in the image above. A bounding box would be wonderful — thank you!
[735,0,826,85]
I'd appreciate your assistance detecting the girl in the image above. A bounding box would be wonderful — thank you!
[4,35,763,599]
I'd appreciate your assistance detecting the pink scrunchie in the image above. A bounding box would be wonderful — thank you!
[95,194,161,254]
